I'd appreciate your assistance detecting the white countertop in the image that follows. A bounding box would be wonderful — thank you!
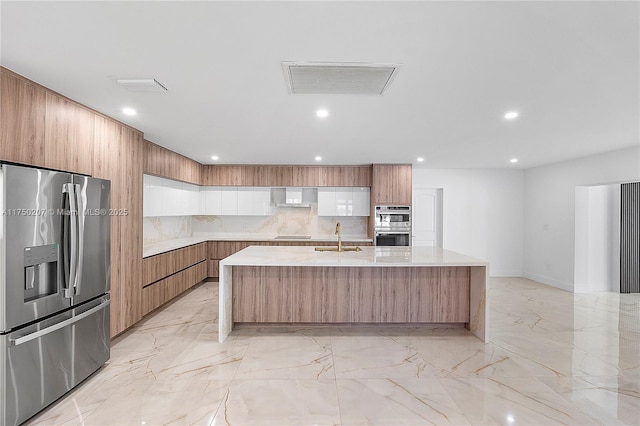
[219,246,488,267]
[143,233,373,258]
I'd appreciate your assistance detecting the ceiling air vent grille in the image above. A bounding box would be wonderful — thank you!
[282,62,401,95]
[115,78,168,92]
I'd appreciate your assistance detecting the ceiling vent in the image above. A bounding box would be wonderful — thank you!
[114,78,168,92]
[282,62,401,95]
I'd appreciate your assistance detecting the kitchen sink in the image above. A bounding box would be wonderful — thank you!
[274,235,312,239]
[314,246,362,252]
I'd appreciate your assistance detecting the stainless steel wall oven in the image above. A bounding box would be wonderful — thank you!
[374,205,411,246]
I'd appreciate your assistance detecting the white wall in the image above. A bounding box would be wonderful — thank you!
[574,185,620,292]
[413,168,524,277]
[524,146,640,291]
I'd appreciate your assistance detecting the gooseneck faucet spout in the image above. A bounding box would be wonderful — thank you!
[335,222,342,252]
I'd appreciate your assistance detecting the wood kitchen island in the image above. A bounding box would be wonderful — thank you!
[218,246,488,342]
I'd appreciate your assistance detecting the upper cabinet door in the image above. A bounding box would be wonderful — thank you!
[237,187,253,215]
[352,187,371,216]
[335,187,353,216]
[203,187,222,215]
[185,182,201,215]
[252,187,272,216]
[317,187,336,216]
[220,187,238,215]
[143,175,163,217]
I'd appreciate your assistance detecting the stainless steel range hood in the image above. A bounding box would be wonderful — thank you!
[275,187,313,208]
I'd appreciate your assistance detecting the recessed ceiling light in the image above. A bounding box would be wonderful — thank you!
[504,111,519,120]
[510,158,518,163]
[315,156,322,161]
[122,107,136,116]
[416,157,424,162]
[316,109,329,118]
[211,155,219,161]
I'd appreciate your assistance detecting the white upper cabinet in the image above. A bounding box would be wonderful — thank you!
[143,174,201,217]
[237,187,253,215]
[185,182,201,215]
[317,187,370,217]
[352,187,371,216]
[143,175,163,217]
[220,187,238,215]
[202,187,222,215]
[317,187,337,216]
[200,186,271,216]
[252,187,272,215]
[335,187,353,216]
[145,178,366,218]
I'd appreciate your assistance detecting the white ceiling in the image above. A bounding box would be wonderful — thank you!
[1,1,638,168]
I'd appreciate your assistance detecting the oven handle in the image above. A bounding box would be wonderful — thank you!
[375,232,411,236]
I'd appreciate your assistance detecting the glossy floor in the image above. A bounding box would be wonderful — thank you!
[27,278,639,425]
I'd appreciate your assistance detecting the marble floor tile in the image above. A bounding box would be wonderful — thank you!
[25,279,640,426]
[211,379,340,425]
[539,375,640,425]
[80,379,230,425]
[336,378,471,425]
[438,376,600,425]
[235,337,334,380]
[331,336,432,379]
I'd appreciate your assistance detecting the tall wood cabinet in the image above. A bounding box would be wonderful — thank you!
[94,118,144,336]
[371,164,412,205]
[1,67,144,338]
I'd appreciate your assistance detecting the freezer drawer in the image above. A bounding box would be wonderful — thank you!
[0,297,110,426]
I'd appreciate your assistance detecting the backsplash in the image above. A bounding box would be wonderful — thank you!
[192,206,368,237]
[143,216,192,245]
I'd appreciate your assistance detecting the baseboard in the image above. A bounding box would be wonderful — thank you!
[523,272,573,292]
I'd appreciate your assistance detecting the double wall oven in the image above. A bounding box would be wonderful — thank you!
[374,205,411,246]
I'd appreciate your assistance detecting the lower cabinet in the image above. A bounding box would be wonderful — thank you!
[142,242,207,316]
[232,266,470,324]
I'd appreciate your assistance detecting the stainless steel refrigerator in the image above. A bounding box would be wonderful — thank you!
[0,164,111,425]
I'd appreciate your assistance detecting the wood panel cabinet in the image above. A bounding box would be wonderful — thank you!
[202,165,244,186]
[144,140,202,185]
[1,68,95,175]
[45,93,94,175]
[0,69,46,167]
[142,243,207,316]
[231,265,471,325]
[94,116,144,337]
[319,166,372,187]
[232,266,292,323]
[292,166,320,187]
[371,164,412,205]
[200,165,372,187]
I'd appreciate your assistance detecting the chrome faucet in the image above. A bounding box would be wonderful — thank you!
[335,222,342,252]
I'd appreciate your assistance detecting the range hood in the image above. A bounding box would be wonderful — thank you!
[275,187,313,208]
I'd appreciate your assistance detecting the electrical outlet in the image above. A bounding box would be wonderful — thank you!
[543,224,549,231]
[545,263,550,270]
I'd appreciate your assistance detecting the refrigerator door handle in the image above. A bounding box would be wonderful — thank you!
[74,183,85,296]
[62,183,78,298]
[9,300,110,346]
